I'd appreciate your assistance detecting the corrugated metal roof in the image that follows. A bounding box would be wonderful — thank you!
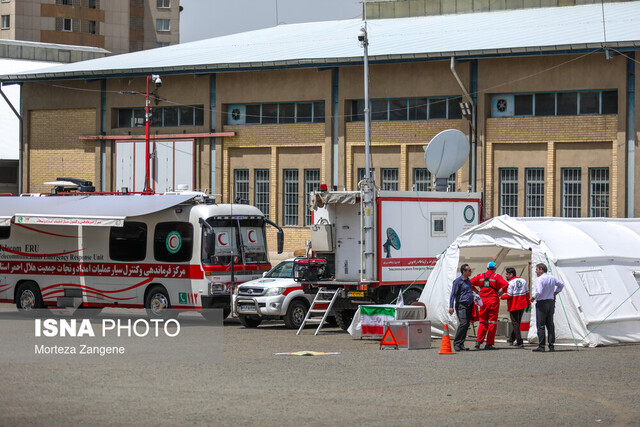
[2,2,639,82]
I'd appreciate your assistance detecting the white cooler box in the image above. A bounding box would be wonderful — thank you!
[382,320,431,350]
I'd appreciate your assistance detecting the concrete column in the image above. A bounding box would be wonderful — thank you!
[545,141,555,216]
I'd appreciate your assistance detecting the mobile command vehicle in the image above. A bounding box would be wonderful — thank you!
[295,188,481,329]
[0,182,283,319]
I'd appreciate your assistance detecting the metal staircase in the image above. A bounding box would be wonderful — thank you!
[296,287,340,336]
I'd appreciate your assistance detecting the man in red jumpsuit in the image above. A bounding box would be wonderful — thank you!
[470,261,509,350]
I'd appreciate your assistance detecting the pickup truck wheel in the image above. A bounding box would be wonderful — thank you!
[283,300,307,329]
[238,315,262,328]
[16,282,44,315]
[335,309,356,331]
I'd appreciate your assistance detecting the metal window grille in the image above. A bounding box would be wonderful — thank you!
[254,169,270,219]
[562,168,581,217]
[589,168,609,217]
[525,168,545,217]
[381,168,398,191]
[413,168,431,191]
[304,169,320,225]
[499,168,518,216]
[233,169,249,204]
[447,173,456,192]
[283,169,299,226]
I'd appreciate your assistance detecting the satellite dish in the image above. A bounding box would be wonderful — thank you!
[382,227,401,258]
[424,129,469,191]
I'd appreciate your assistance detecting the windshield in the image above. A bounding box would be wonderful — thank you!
[265,261,294,278]
[201,217,269,266]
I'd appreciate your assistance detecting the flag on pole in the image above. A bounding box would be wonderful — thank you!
[360,306,395,335]
[396,288,405,307]
[521,306,531,333]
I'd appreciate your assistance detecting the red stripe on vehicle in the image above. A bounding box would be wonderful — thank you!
[13,222,81,238]
[1,262,204,280]
[282,286,303,296]
[379,257,437,267]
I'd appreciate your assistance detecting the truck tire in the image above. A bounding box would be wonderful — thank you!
[15,281,44,315]
[145,286,173,319]
[238,315,262,328]
[402,288,421,305]
[283,299,307,329]
[335,309,356,331]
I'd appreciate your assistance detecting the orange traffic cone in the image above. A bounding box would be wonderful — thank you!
[439,323,455,355]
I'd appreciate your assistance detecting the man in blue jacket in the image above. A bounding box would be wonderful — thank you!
[449,263,474,351]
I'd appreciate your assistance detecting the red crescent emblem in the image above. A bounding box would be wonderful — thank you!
[248,229,256,243]
[217,233,228,246]
[169,235,179,249]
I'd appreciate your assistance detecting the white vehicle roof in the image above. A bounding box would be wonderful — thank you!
[0,194,197,227]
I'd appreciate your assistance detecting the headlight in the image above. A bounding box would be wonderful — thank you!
[264,287,285,296]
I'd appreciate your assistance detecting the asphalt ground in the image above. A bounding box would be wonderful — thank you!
[0,306,639,426]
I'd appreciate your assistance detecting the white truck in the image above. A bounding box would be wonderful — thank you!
[296,188,481,329]
[0,181,283,319]
[232,258,317,329]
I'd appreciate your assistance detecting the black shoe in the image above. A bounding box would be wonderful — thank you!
[506,340,514,346]
[532,347,545,352]
[484,345,496,350]
[462,347,470,351]
[454,346,462,352]
[548,346,555,352]
[514,343,525,349]
[474,342,481,350]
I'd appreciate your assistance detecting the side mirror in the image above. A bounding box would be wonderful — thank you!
[204,231,215,258]
[277,229,284,254]
[262,271,268,277]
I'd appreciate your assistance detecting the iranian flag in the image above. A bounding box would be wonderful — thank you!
[521,306,531,333]
[360,306,395,335]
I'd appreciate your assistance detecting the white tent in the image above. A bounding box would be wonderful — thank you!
[419,215,640,347]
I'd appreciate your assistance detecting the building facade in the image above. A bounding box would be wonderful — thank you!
[3,3,639,256]
[0,0,180,54]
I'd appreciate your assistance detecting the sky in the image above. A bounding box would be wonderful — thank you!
[180,0,363,43]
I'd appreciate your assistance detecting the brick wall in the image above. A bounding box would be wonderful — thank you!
[28,108,97,193]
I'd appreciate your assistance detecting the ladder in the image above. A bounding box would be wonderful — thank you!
[296,287,340,336]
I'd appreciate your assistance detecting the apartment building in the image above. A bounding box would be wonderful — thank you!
[0,0,180,54]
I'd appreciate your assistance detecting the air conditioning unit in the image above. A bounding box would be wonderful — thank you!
[491,95,514,117]
[227,104,246,125]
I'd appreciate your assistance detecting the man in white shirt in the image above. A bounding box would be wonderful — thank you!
[531,263,564,352]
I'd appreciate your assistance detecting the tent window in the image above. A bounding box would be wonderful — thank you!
[577,269,611,296]
[431,213,447,237]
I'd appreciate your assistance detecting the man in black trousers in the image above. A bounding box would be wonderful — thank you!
[531,263,564,352]
[449,263,474,351]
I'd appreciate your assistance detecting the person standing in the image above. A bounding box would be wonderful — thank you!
[502,267,530,348]
[448,264,474,351]
[531,263,564,352]
[470,261,509,350]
